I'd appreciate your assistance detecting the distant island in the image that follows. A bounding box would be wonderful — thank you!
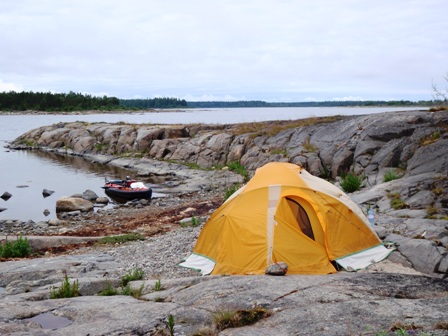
[0,90,439,112]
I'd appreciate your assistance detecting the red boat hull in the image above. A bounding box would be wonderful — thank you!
[102,179,152,200]
[104,187,152,200]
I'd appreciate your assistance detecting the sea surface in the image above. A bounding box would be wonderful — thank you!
[0,107,425,222]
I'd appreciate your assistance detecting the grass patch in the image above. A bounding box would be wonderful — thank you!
[213,304,272,332]
[97,233,145,245]
[426,205,438,218]
[121,268,144,287]
[95,142,110,152]
[383,170,399,182]
[432,186,444,195]
[166,314,175,336]
[231,116,343,137]
[318,165,331,179]
[382,322,432,335]
[121,283,144,298]
[224,183,241,201]
[0,235,31,258]
[50,274,79,299]
[98,279,144,298]
[227,161,249,181]
[191,215,201,227]
[388,192,408,210]
[340,172,362,193]
[163,159,220,171]
[180,215,201,228]
[98,280,118,296]
[270,148,287,156]
[419,130,441,146]
[181,161,202,170]
[154,279,163,291]
[429,106,448,112]
[303,139,317,152]
[17,139,36,147]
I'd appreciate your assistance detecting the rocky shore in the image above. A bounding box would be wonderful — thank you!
[1,109,448,335]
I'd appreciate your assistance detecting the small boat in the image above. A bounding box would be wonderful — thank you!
[102,177,152,200]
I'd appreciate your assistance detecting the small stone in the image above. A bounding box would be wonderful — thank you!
[47,219,60,226]
[265,262,288,276]
[96,197,109,204]
[139,199,150,206]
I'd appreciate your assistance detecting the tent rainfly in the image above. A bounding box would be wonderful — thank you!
[179,162,391,275]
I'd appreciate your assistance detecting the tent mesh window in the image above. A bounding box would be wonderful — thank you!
[286,197,315,240]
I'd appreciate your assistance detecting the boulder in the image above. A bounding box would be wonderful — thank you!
[56,196,94,213]
[69,129,95,153]
[134,127,164,151]
[385,234,446,277]
[407,138,448,175]
[438,255,448,273]
[82,189,99,201]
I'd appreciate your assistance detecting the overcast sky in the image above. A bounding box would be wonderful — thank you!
[1,1,447,102]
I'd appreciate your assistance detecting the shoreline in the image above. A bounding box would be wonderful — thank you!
[0,105,431,116]
[1,111,447,335]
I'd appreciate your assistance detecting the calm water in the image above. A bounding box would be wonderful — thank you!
[0,107,424,221]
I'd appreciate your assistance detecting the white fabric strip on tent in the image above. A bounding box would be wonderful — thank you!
[335,245,393,271]
[267,184,281,267]
[178,253,216,275]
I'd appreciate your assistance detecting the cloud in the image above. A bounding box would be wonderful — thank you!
[332,96,366,102]
[0,1,447,101]
[0,80,23,93]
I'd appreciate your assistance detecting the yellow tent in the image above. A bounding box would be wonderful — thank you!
[180,162,391,275]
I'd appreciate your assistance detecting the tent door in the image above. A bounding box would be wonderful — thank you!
[285,197,315,241]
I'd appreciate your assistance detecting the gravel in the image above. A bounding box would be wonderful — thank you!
[101,224,204,279]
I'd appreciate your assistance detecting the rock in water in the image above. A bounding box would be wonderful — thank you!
[56,196,94,212]
[42,189,55,197]
[1,191,12,200]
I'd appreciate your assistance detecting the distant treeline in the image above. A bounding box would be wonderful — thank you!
[0,90,438,112]
[0,92,188,111]
[186,100,434,108]
[120,97,187,109]
[0,91,121,111]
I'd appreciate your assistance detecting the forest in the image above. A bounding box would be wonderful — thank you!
[186,100,434,108]
[120,97,187,109]
[0,90,439,112]
[0,91,188,111]
[0,91,120,111]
